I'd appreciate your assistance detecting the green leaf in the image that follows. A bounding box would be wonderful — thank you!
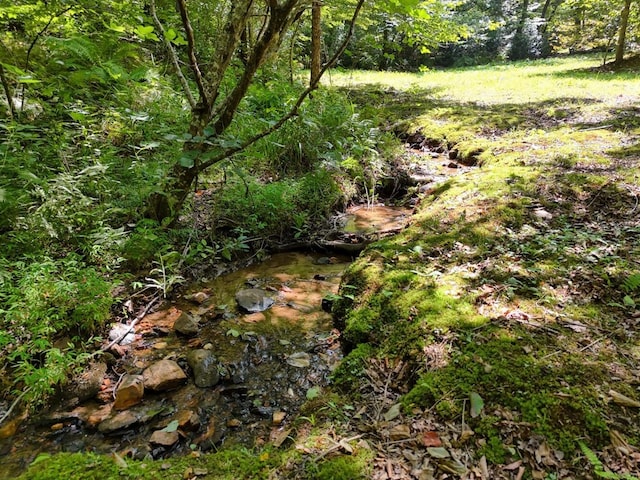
[470,392,484,418]
[162,420,180,433]
[226,329,240,338]
[306,386,321,399]
[179,156,195,168]
[383,403,401,421]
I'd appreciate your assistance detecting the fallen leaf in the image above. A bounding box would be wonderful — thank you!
[422,431,442,447]
[339,438,354,454]
[286,352,311,368]
[438,458,467,475]
[470,392,484,418]
[503,460,522,470]
[272,428,291,447]
[427,447,450,459]
[112,452,127,469]
[479,456,489,479]
[609,390,640,408]
[383,403,402,421]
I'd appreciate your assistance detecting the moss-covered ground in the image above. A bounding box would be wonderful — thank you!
[16,55,640,480]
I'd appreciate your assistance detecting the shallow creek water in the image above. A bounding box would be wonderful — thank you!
[0,205,413,478]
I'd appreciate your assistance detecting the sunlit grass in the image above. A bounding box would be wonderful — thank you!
[327,55,640,107]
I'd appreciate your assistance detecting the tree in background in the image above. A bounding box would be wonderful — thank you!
[615,0,634,63]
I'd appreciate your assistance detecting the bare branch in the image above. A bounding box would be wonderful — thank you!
[176,0,208,108]
[199,0,366,171]
[149,0,197,109]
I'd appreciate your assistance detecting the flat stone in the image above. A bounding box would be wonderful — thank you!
[177,410,200,431]
[114,374,144,410]
[143,359,187,391]
[64,361,107,405]
[173,312,199,336]
[109,323,136,345]
[185,291,209,304]
[235,288,274,313]
[98,410,138,433]
[187,349,220,388]
[150,429,179,446]
[272,411,286,426]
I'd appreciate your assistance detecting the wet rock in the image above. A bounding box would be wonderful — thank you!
[185,291,209,304]
[98,410,138,433]
[187,349,220,388]
[150,429,179,446]
[143,359,187,391]
[173,312,199,336]
[235,288,274,313]
[114,374,144,410]
[108,323,136,346]
[321,297,333,313]
[176,409,200,431]
[64,361,107,405]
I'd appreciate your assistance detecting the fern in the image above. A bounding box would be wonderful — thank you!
[579,442,640,480]
[622,273,640,294]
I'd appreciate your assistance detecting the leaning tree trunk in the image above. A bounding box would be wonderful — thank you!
[615,0,632,64]
[310,0,322,84]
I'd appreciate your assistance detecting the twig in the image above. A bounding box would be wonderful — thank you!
[149,0,197,110]
[313,434,364,462]
[101,295,160,352]
[0,387,30,427]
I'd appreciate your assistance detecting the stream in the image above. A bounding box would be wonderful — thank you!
[0,205,413,479]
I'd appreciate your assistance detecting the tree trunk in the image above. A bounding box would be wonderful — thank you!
[615,0,632,64]
[310,0,322,84]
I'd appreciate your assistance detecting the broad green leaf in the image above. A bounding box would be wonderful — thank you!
[179,155,195,168]
[226,329,240,337]
[470,392,484,418]
[383,403,401,421]
[162,419,180,433]
[306,386,321,399]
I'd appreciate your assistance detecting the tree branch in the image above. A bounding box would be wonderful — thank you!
[149,0,198,110]
[0,64,16,119]
[21,6,73,113]
[176,0,208,108]
[199,0,365,171]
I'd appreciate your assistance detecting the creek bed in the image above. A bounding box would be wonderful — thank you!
[0,205,417,478]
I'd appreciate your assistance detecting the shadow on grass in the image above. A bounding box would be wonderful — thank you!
[339,83,605,136]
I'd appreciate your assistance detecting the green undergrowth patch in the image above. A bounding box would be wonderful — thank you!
[330,55,640,476]
[16,438,372,480]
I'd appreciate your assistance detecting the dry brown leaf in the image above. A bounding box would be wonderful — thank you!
[503,460,523,470]
[422,431,442,447]
[609,390,640,408]
[479,455,489,479]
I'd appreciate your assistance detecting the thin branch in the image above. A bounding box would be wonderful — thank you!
[21,6,73,112]
[149,0,197,109]
[199,0,366,171]
[100,295,160,352]
[176,0,208,108]
[0,64,15,119]
[0,388,30,427]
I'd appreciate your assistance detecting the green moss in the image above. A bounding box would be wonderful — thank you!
[306,450,373,479]
[332,343,374,391]
[18,447,293,480]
